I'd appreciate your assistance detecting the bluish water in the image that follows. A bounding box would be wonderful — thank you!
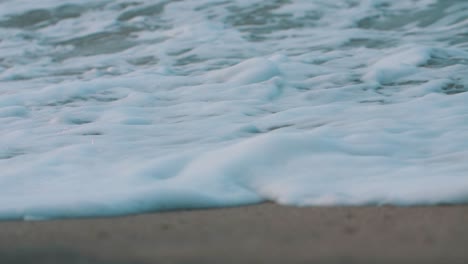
[1,0,468,220]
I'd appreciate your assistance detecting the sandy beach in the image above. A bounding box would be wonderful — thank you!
[1,203,467,263]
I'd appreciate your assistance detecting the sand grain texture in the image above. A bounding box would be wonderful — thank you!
[1,204,468,263]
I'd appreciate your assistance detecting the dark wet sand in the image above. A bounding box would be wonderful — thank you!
[1,203,468,264]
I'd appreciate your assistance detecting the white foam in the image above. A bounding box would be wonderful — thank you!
[1,0,468,220]
[209,58,281,85]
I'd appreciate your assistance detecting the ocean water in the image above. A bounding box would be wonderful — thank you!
[1,0,468,220]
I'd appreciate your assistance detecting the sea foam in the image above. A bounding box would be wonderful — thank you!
[1,0,468,220]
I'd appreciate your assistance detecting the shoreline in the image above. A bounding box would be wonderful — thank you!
[1,203,468,263]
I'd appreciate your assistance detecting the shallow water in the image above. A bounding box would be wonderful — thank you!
[1,0,468,219]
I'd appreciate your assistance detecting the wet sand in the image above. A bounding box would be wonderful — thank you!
[1,203,468,263]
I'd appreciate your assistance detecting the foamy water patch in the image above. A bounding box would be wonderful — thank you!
[1,0,468,220]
